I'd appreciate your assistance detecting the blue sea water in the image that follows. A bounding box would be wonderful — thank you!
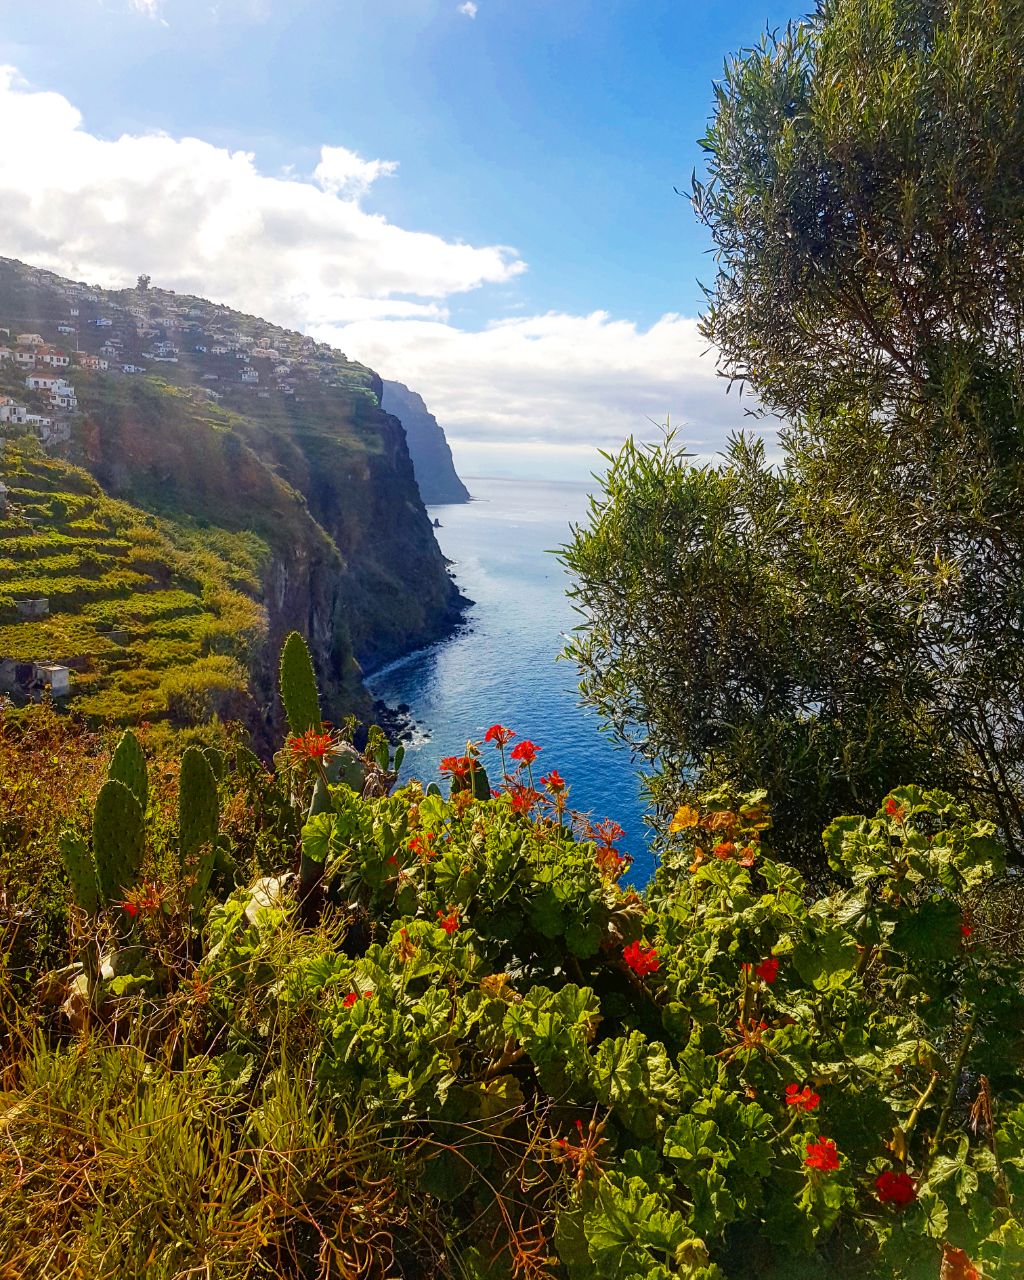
[367,475,655,883]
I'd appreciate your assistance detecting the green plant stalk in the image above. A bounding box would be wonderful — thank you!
[931,1012,978,1155]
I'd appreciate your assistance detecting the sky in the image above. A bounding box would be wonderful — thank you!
[0,0,798,479]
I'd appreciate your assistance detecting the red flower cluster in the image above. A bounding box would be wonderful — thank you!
[408,831,436,859]
[343,990,374,1008]
[885,797,906,821]
[785,1084,820,1111]
[804,1137,840,1172]
[623,941,660,977]
[747,956,779,984]
[595,845,627,879]
[941,1246,979,1280]
[510,740,541,766]
[875,1170,916,1206]
[437,907,461,935]
[287,729,334,763]
[120,882,163,919]
[439,755,472,780]
[506,783,541,814]
[484,724,516,748]
[540,770,566,793]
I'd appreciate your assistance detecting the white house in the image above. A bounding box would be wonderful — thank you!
[38,349,71,368]
[0,396,29,424]
[76,354,109,371]
[26,372,66,392]
[92,317,113,328]
[51,390,78,410]
[0,346,12,363]
[122,364,146,374]
[57,324,76,336]
[240,368,259,383]
[17,333,45,347]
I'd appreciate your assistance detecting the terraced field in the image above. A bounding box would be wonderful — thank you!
[0,441,268,724]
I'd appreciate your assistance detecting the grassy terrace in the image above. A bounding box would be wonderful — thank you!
[0,441,268,725]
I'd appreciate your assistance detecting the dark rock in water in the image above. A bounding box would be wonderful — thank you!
[433,517,442,528]
[381,380,471,505]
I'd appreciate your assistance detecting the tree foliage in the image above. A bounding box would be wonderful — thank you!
[565,0,1024,862]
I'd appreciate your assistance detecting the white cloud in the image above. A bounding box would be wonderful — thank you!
[313,145,397,199]
[315,310,760,478]
[459,2,479,17]
[0,66,756,479]
[0,67,523,330]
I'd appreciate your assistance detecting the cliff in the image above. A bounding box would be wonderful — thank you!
[0,257,465,732]
[381,380,471,505]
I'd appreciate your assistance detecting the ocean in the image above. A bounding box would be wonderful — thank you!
[367,475,655,884]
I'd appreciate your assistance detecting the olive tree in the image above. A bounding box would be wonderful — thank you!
[565,0,1024,865]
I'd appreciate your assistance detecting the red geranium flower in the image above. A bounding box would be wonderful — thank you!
[509,740,540,766]
[960,922,973,939]
[785,1084,820,1111]
[287,729,334,762]
[121,901,140,918]
[437,908,460,935]
[343,992,359,1008]
[508,784,541,814]
[885,797,906,821]
[754,956,780,984]
[623,940,660,977]
[941,1245,979,1280]
[540,770,566,793]
[484,724,516,748]
[804,1137,840,1172]
[875,1170,916,1206]
[439,755,472,779]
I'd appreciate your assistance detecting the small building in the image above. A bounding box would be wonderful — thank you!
[17,333,45,347]
[240,367,259,383]
[25,372,67,393]
[92,317,113,328]
[76,354,109,371]
[38,349,71,368]
[35,663,71,696]
[0,479,8,514]
[122,364,146,374]
[57,324,76,335]
[13,350,36,369]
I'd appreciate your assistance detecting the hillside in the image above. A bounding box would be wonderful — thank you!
[0,257,465,728]
[0,440,270,727]
[381,380,471,504]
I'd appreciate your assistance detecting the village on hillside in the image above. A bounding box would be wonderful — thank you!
[0,259,379,461]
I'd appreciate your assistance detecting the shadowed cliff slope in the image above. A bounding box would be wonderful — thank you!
[381,380,471,505]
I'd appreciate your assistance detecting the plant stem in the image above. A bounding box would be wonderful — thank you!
[931,1013,978,1154]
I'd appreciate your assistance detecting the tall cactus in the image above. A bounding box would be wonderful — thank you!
[107,729,148,811]
[93,779,145,906]
[280,631,322,735]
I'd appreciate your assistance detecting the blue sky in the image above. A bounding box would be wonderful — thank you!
[0,0,798,476]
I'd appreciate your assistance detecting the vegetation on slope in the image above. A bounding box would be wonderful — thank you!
[1,638,1022,1279]
[0,440,267,726]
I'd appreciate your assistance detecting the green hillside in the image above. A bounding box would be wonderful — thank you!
[0,440,267,725]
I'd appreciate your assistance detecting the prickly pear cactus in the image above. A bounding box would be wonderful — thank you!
[179,746,220,872]
[107,729,148,812]
[93,779,145,906]
[471,762,492,802]
[188,841,218,911]
[279,631,322,735]
[58,829,100,916]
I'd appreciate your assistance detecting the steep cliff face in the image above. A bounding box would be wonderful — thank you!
[0,256,464,728]
[381,380,471,505]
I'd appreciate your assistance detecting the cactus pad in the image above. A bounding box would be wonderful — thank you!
[279,631,322,735]
[93,779,145,906]
[108,729,148,812]
[179,746,220,872]
[58,829,100,916]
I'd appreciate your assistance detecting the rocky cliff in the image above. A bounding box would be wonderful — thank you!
[0,257,465,732]
[381,380,471,505]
